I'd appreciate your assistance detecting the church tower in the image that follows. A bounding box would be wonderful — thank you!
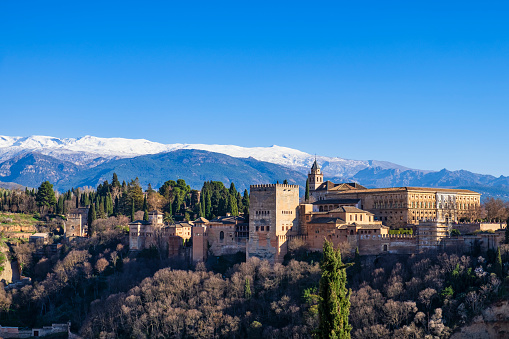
[308,159,324,191]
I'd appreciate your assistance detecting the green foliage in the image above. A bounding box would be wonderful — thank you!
[317,239,351,339]
[495,248,503,278]
[505,220,509,244]
[450,229,461,236]
[244,277,251,300]
[242,189,250,215]
[36,181,57,208]
[305,179,310,202]
[440,286,454,300]
[388,228,413,235]
[0,252,6,273]
[88,203,96,236]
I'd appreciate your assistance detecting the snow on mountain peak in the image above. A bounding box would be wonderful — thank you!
[0,135,405,178]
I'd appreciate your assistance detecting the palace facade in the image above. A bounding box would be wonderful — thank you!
[308,160,481,227]
[128,162,502,264]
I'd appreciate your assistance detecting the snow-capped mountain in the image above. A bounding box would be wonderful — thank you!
[0,135,412,179]
[0,135,508,199]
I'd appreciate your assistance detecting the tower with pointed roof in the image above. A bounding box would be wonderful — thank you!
[308,159,324,191]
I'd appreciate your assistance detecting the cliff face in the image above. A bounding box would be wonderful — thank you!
[451,301,509,339]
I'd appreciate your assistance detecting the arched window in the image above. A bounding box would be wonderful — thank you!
[220,231,224,241]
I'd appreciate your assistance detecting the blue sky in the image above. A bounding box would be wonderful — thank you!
[1,1,508,176]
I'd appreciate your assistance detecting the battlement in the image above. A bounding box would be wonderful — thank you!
[250,184,300,190]
[359,234,416,240]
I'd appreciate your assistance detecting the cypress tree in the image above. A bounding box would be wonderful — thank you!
[244,277,252,300]
[505,218,509,244]
[283,179,288,184]
[317,239,352,339]
[88,203,97,236]
[206,191,212,220]
[143,195,148,212]
[495,247,503,278]
[229,194,238,216]
[131,198,135,222]
[200,191,205,218]
[242,189,250,215]
[305,179,310,202]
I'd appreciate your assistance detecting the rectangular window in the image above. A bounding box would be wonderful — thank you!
[267,226,270,231]
[256,226,259,231]
[261,226,264,231]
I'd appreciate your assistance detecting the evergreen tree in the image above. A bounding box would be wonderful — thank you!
[317,239,352,339]
[112,173,121,188]
[36,181,57,210]
[242,189,250,215]
[131,198,136,222]
[283,179,288,184]
[200,191,205,218]
[56,195,64,214]
[305,179,310,202]
[114,196,119,216]
[495,247,503,278]
[229,193,239,216]
[206,191,212,220]
[353,247,361,276]
[505,218,509,244]
[244,277,251,300]
[143,208,149,221]
[88,203,97,236]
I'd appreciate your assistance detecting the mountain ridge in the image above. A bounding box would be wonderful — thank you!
[0,135,508,199]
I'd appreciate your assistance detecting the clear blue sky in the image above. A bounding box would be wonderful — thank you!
[1,1,508,176]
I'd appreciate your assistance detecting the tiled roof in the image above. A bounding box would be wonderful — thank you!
[309,217,346,224]
[312,199,360,205]
[209,216,246,224]
[328,206,374,215]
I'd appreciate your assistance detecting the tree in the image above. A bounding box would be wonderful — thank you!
[317,239,352,339]
[229,194,238,216]
[305,179,310,202]
[242,189,250,215]
[36,181,57,211]
[143,196,149,221]
[88,203,97,236]
[505,218,509,244]
[495,247,503,278]
[244,277,251,300]
[131,198,135,222]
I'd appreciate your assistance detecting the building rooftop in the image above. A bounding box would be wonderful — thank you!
[209,216,247,224]
[328,206,374,215]
[315,183,480,195]
[312,198,360,205]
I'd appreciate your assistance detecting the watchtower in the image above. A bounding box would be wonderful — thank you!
[247,184,300,262]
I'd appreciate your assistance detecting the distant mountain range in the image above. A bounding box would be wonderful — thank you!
[0,135,508,199]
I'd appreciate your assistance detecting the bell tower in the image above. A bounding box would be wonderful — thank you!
[308,159,323,191]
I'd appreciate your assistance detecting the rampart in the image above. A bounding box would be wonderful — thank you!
[358,234,417,255]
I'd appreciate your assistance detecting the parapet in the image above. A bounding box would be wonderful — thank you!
[359,234,416,240]
[250,184,300,190]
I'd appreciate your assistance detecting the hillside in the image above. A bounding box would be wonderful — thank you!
[0,149,307,192]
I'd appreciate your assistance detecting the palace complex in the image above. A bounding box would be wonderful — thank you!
[127,162,503,263]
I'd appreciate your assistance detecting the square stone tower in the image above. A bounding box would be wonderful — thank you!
[247,184,300,262]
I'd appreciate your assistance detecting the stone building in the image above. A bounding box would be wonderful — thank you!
[308,162,481,228]
[64,207,89,237]
[247,184,300,263]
